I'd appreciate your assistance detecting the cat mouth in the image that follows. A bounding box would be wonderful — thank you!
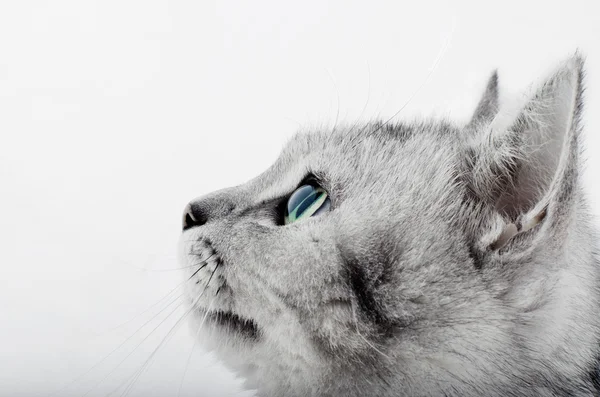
[204,309,260,340]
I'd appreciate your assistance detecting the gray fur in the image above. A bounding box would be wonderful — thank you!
[179,54,600,396]
[468,70,499,128]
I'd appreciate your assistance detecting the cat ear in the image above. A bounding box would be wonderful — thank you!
[467,71,499,128]
[467,54,584,249]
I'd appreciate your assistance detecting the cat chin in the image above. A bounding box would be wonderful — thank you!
[187,309,272,388]
[189,306,260,347]
[204,308,260,340]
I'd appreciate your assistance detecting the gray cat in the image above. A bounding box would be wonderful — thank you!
[179,54,600,396]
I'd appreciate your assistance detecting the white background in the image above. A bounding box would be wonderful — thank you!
[1,1,599,396]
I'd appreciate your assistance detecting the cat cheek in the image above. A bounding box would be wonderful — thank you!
[310,300,353,337]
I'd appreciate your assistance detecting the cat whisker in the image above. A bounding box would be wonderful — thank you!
[81,300,185,397]
[358,20,453,140]
[199,252,218,264]
[199,262,220,303]
[188,261,210,280]
[114,263,222,396]
[129,261,211,272]
[182,253,217,275]
[128,262,202,273]
[106,301,202,397]
[326,67,341,134]
[93,294,186,393]
[188,249,215,258]
[347,61,372,135]
[44,281,190,397]
[177,298,216,397]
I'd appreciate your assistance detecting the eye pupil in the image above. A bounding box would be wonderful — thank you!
[284,184,330,224]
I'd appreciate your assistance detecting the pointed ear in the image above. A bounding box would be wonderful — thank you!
[466,54,584,249]
[467,71,499,128]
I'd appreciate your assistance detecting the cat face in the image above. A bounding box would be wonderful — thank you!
[179,55,600,396]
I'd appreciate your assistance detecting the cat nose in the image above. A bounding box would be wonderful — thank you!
[182,202,208,231]
[182,196,236,231]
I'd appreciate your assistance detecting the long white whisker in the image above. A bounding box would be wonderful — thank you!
[114,264,221,397]
[81,300,185,397]
[177,298,216,397]
[44,289,184,397]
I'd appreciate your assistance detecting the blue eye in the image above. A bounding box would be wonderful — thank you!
[284,184,330,225]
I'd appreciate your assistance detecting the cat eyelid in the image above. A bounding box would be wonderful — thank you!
[298,172,325,188]
[255,173,324,207]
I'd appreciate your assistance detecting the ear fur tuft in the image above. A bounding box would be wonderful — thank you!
[466,53,585,250]
[468,70,499,128]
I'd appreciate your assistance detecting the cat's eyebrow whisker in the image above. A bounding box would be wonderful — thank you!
[348,61,372,134]
[358,19,454,139]
[326,67,341,134]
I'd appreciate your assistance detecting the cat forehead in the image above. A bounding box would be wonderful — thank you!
[282,120,459,156]
[274,120,462,175]
[248,120,462,202]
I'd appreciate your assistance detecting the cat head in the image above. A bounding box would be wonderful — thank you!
[179,54,600,396]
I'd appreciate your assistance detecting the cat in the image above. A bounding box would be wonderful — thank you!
[178,54,600,396]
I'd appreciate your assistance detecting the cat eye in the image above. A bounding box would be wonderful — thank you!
[284,184,331,225]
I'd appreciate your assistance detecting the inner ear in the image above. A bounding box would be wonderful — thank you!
[467,55,584,250]
[495,57,582,220]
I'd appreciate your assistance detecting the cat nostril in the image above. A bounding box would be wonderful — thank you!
[182,203,208,231]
